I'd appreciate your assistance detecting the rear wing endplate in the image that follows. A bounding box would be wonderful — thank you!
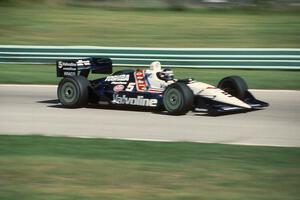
[56,57,112,77]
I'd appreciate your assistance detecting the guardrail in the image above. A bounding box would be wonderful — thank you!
[0,45,300,69]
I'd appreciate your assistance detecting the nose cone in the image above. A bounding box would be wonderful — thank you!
[209,90,251,108]
[227,97,252,109]
[200,88,251,108]
[188,82,252,109]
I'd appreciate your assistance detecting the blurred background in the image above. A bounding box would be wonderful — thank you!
[0,0,299,47]
[2,0,300,9]
[1,2,300,200]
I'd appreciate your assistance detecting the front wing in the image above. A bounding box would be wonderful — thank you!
[193,91,269,115]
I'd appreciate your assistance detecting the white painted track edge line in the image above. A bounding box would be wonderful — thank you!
[19,133,296,147]
[40,134,177,142]
[0,84,57,87]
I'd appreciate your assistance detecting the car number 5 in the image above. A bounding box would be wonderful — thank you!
[126,82,135,91]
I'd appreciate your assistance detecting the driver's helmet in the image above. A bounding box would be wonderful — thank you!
[150,61,161,72]
[157,68,174,82]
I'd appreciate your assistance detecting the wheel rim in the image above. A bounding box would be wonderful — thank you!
[163,88,182,111]
[60,82,78,103]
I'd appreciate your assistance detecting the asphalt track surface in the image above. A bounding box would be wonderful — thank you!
[0,84,299,147]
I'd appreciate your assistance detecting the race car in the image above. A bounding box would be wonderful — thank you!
[56,57,268,115]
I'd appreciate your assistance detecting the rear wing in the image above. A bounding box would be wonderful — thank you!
[56,57,112,77]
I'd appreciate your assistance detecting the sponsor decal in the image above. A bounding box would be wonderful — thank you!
[76,60,90,66]
[59,62,77,67]
[126,82,135,91]
[112,94,158,107]
[62,67,76,71]
[222,91,233,97]
[58,61,63,69]
[63,71,76,76]
[113,85,125,92]
[58,60,90,68]
[111,81,128,85]
[134,70,147,91]
[105,74,130,82]
[136,71,143,76]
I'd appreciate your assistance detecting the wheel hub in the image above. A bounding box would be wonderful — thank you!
[59,82,77,103]
[65,87,73,98]
[170,95,177,104]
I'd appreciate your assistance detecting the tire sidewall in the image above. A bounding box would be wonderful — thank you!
[163,82,193,115]
[57,76,89,108]
[217,76,248,100]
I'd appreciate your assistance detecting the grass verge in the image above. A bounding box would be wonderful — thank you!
[0,64,300,89]
[0,5,299,47]
[0,135,299,200]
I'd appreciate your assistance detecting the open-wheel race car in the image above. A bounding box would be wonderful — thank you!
[56,58,268,115]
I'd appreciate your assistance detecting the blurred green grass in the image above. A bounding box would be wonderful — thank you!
[0,135,299,200]
[0,5,299,47]
[0,5,299,89]
[1,64,299,89]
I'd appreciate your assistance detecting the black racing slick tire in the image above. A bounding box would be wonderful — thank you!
[163,82,194,115]
[217,76,248,100]
[57,76,90,108]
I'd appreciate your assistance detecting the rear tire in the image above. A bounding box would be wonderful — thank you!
[163,82,194,115]
[57,76,90,108]
[217,76,248,100]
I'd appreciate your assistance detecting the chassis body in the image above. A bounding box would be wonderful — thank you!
[56,58,268,115]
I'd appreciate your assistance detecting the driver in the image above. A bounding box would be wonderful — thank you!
[145,61,175,92]
[157,68,174,82]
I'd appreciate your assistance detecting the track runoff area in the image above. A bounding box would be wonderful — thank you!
[0,84,299,147]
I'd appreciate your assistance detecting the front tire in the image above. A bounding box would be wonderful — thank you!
[163,82,194,115]
[217,76,248,100]
[57,76,90,108]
